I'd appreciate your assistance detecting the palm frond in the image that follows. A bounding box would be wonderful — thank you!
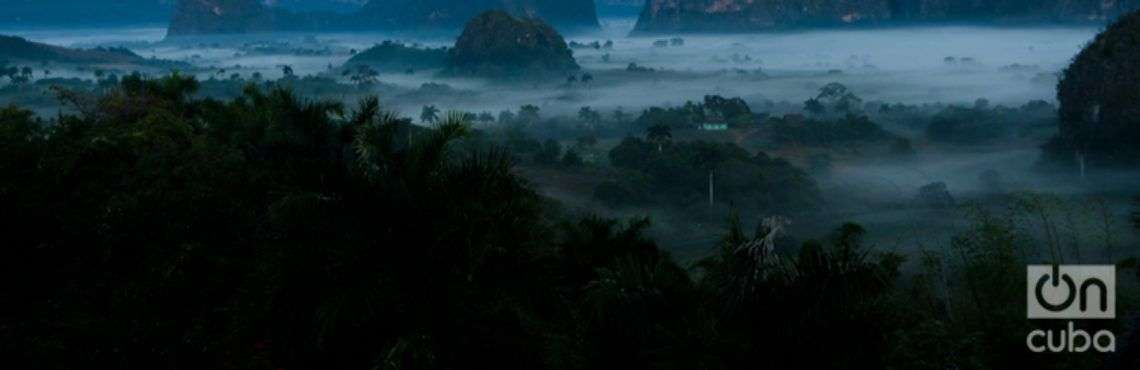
[406,110,472,179]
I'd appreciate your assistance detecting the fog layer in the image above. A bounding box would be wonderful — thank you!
[2,19,1099,116]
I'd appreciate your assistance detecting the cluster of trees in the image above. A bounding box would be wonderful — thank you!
[760,113,897,147]
[597,131,820,212]
[420,103,626,167]
[623,85,901,150]
[0,61,35,85]
[927,99,1057,145]
[861,98,1059,149]
[344,41,449,72]
[532,137,592,168]
[633,95,755,129]
[3,75,1138,370]
[803,82,864,117]
[565,72,595,85]
[621,83,1056,153]
[626,62,656,72]
[343,64,381,86]
[568,40,614,50]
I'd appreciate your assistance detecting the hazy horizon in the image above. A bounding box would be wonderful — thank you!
[0,17,1100,118]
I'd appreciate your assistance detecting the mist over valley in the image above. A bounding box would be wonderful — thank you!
[4,2,1140,369]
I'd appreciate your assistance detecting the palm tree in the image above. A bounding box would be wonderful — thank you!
[646,124,672,152]
[420,105,440,123]
[351,65,379,85]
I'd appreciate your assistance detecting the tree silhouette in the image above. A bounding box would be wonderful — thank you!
[646,123,672,152]
[811,82,862,115]
[578,106,602,130]
[420,104,440,123]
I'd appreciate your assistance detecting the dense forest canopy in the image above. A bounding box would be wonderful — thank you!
[2,71,1138,370]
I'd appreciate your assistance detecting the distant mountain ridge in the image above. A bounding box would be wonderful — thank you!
[634,0,1140,33]
[0,34,181,67]
[166,0,599,36]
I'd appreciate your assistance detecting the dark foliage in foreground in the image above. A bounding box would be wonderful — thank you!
[1,74,557,369]
[1,75,1135,370]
